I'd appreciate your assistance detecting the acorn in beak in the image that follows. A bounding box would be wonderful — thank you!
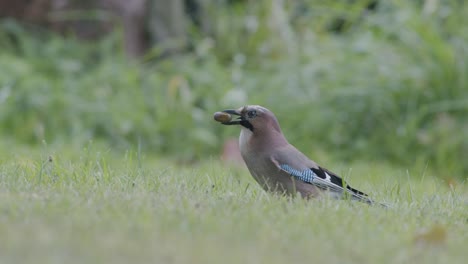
[213,109,243,125]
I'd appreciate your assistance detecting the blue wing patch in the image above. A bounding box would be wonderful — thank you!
[279,164,316,183]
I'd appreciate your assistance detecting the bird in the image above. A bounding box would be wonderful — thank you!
[214,105,383,206]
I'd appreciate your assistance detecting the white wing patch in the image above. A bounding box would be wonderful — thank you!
[324,172,332,182]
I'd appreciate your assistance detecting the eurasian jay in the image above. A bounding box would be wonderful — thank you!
[214,105,380,205]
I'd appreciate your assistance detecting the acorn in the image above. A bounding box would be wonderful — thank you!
[213,112,232,123]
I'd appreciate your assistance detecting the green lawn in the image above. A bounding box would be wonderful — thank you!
[1,145,466,264]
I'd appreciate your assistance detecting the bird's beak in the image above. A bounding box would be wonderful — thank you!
[221,109,243,125]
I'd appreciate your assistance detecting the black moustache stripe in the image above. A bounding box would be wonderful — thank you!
[240,120,254,132]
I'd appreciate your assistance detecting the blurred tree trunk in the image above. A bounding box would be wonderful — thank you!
[104,0,148,57]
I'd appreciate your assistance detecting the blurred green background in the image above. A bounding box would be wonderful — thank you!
[0,0,467,179]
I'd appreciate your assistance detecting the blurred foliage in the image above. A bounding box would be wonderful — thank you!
[0,0,467,178]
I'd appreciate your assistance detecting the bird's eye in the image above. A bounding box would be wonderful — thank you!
[247,110,257,118]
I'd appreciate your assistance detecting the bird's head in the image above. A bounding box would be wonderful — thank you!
[214,105,281,133]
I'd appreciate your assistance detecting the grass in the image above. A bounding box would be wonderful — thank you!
[0,144,466,264]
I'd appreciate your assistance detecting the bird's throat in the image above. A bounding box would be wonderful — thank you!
[239,128,253,154]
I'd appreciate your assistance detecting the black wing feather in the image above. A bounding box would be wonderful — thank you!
[310,166,369,197]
